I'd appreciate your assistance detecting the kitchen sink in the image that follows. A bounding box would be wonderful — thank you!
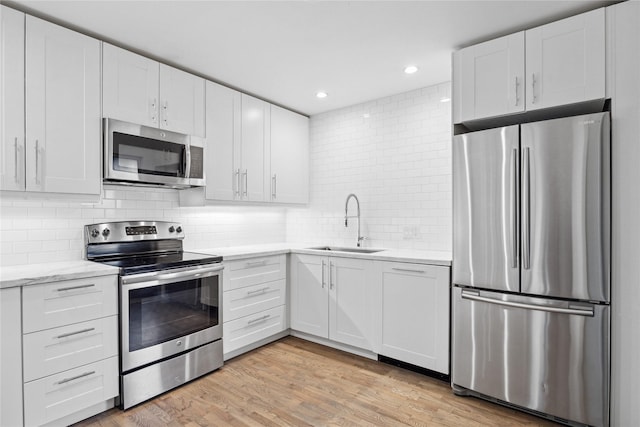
[306,246,384,254]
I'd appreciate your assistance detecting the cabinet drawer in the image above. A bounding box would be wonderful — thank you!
[23,316,118,382]
[23,356,118,427]
[224,278,285,322]
[23,275,118,333]
[223,305,285,354]
[224,255,286,291]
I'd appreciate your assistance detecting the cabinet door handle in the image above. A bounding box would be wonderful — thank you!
[329,261,334,289]
[56,327,95,339]
[531,73,537,104]
[247,314,270,325]
[56,370,95,385]
[514,76,519,106]
[272,174,277,199]
[34,139,40,185]
[246,287,270,296]
[163,100,169,126]
[234,169,241,197]
[56,283,95,292]
[151,98,157,123]
[14,138,19,183]
[321,260,326,288]
[243,170,248,197]
[391,267,425,274]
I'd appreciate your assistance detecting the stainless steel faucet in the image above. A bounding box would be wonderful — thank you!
[344,193,365,247]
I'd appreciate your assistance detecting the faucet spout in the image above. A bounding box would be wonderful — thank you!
[344,193,364,247]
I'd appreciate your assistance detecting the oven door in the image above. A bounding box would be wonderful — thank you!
[120,263,223,372]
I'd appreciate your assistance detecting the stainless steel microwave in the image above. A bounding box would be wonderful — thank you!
[104,118,205,188]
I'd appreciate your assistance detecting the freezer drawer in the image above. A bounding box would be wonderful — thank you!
[452,286,609,427]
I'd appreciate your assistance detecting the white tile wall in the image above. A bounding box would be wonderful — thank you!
[0,82,452,266]
[0,185,286,266]
[287,82,452,251]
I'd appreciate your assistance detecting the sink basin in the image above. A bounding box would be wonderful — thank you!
[306,246,384,254]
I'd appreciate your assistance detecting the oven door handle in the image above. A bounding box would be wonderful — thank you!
[121,264,224,286]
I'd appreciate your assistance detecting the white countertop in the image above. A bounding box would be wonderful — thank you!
[194,243,452,266]
[0,243,452,288]
[0,260,120,289]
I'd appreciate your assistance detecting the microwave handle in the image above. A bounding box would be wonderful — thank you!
[184,145,192,178]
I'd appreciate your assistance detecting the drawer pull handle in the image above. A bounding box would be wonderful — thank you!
[56,327,95,339]
[56,283,95,292]
[56,370,95,385]
[391,267,426,274]
[248,314,270,325]
[246,287,269,296]
[246,260,267,267]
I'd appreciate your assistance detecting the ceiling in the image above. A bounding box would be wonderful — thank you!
[4,0,615,116]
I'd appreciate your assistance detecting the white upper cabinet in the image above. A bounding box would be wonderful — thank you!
[454,7,605,123]
[241,94,269,202]
[1,7,101,195]
[269,105,309,204]
[103,44,159,128]
[159,64,205,136]
[459,32,525,122]
[203,86,309,205]
[0,6,25,192]
[526,8,605,110]
[25,16,101,195]
[103,43,205,137]
[205,81,241,201]
[203,84,269,202]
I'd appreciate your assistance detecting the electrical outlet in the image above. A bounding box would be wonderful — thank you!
[402,226,418,240]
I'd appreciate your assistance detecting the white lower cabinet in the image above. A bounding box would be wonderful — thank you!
[378,262,450,374]
[290,254,378,352]
[22,275,119,426]
[1,287,23,427]
[222,255,288,359]
[23,356,118,427]
[223,305,286,355]
[23,316,118,383]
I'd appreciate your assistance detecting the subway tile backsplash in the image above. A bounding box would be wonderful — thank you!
[0,186,286,266]
[0,82,451,266]
[286,83,452,251]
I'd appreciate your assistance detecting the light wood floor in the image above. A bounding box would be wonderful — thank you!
[75,337,557,426]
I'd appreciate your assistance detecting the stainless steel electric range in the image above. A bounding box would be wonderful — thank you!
[85,221,223,409]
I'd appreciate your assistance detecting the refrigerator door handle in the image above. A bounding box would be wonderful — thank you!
[522,146,531,270]
[460,290,594,317]
[512,148,519,268]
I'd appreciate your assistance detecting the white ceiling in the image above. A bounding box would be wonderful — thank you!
[4,0,615,116]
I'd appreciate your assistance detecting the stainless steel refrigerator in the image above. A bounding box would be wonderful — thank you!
[452,112,610,427]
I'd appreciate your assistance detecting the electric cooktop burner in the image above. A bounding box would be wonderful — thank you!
[85,221,222,275]
[98,251,223,275]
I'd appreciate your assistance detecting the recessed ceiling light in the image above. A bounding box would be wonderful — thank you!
[404,65,418,74]
[316,91,328,99]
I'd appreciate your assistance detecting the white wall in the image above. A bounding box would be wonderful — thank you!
[608,2,640,425]
[0,185,286,266]
[287,82,452,251]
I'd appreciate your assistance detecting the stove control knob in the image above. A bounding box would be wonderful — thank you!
[176,226,182,233]
[102,228,110,237]
[90,229,99,238]
[168,226,175,233]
